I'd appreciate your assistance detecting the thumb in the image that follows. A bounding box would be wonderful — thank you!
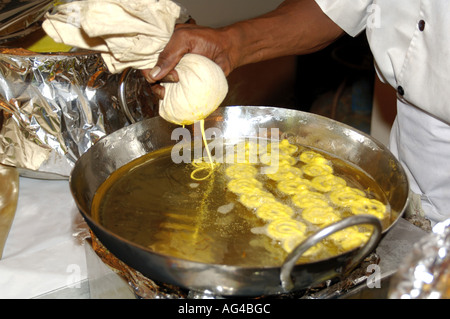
[143,45,188,83]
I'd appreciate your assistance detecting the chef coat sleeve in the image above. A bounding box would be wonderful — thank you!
[314,0,373,37]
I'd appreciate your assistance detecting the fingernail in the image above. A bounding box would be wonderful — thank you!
[150,66,161,79]
[152,85,165,99]
[165,73,175,82]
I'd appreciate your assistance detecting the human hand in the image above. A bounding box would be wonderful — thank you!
[141,23,236,100]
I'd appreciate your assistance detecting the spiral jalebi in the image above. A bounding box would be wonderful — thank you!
[310,174,346,192]
[299,150,328,164]
[266,218,307,241]
[329,226,371,251]
[239,191,277,209]
[266,165,303,181]
[225,163,258,179]
[277,178,312,195]
[350,197,386,219]
[190,157,220,181]
[302,206,341,226]
[282,236,323,256]
[278,139,299,155]
[302,163,333,177]
[329,187,366,207]
[227,178,263,195]
[255,202,294,221]
[292,191,329,209]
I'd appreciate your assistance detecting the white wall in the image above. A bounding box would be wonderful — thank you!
[175,0,284,27]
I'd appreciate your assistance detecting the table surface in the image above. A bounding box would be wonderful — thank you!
[0,177,88,298]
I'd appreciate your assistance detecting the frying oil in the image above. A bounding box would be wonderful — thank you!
[91,140,390,267]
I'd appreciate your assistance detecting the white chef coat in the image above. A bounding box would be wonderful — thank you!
[315,0,450,224]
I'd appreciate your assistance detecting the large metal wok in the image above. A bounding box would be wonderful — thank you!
[69,105,409,296]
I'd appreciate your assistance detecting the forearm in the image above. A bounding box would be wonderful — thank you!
[223,0,344,69]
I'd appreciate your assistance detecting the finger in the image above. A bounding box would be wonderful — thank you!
[141,69,178,87]
[160,70,179,83]
[142,66,169,83]
[151,84,165,100]
[142,48,185,83]
[141,69,157,83]
[154,45,188,79]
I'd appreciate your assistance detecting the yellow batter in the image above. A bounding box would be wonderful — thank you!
[190,157,218,180]
[190,120,220,181]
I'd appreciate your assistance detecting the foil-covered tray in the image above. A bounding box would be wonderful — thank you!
[0,48,157,179]
[388,218,450,299]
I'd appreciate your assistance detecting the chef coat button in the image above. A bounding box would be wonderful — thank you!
[418,20,425,31]
[397,86,405,96]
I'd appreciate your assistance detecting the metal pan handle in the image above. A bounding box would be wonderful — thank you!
[118,67,137,124]
[280,214,382,292]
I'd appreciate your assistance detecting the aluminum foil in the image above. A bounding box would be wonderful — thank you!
[388,218,450,299]
[0,48,157,179]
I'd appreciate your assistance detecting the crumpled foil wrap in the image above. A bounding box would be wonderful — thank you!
[388,218,450,299]
[0,48,157,179]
